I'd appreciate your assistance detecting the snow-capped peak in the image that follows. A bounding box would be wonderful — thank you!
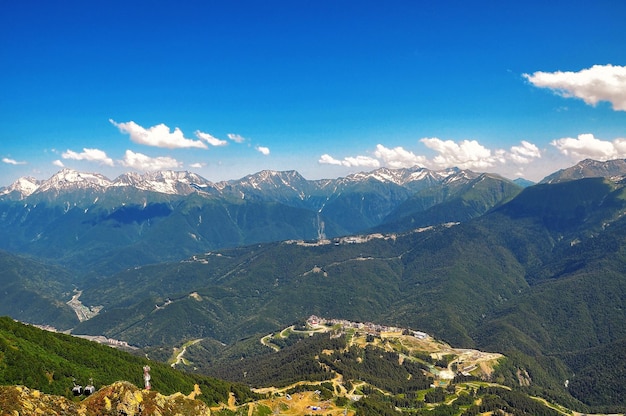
[225,170,306,190]
[36,169,112,193]
[0,176,41,199]
[0,169,220,200]
[112,170,214,195]
[341,166,466,187]
[1,165,490,203]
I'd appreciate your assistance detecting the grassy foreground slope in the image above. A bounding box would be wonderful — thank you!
[0,317,258,406]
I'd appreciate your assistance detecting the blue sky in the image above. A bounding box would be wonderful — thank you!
[1,0,625,186]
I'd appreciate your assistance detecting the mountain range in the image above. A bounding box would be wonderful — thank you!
[0,165,521,276]
[3,158,626,412]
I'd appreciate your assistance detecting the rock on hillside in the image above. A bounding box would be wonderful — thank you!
[0,381,211,416]
[0,385,81,415]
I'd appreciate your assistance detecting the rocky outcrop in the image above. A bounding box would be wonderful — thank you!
[0,381,211,416]
[0,384,81,415]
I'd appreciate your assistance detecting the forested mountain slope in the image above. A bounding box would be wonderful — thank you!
[0,251,78,330]
[67,175,626,411]
[0,317,257,405]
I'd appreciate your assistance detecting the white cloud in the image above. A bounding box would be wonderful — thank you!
[509,140,541,164]
[420,138,495,169]
[227,133,246,143]
[318,154,344,166]
[195,131,227,146]
[119,150,182,171]
[551,133,626,160]
[524,64,626,111]
[319,139,544,177]
[53,160,65,167]
[318,153,381,168]
[373,144,426,168]
[110,119,208,149]
[62,148,114,166]
[343,155,380,168]
[256,146,270,156]
[189,162,205,168]
[2,157,26,165]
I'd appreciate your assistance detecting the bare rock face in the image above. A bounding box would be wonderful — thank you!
[0,381,212,416]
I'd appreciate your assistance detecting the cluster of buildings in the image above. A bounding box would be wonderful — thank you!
[25,320,136,349]
[74,334,136,349]
[287,232,394,247]
[306,315,429,340]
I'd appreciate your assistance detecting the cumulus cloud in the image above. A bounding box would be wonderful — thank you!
[110,119,208,149]
[551,133,626,160]
[227,133,246,143]
[509,140,541,164]
[256,146,270,156]
[420,138,496,169]
[524,64,626,111]
[319,153,381,168]
[62,148,114,166]
[53,160,65,167]
[189,162,205,168]
[195,131,227,146]
[120,150,182,171]
[2,157,26,165]
[373,144,426,168]
[319,139,544,176]
[318,154,343,166]
[342,156,380,168]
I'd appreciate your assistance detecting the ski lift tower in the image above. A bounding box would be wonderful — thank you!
[143,365,151,390]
